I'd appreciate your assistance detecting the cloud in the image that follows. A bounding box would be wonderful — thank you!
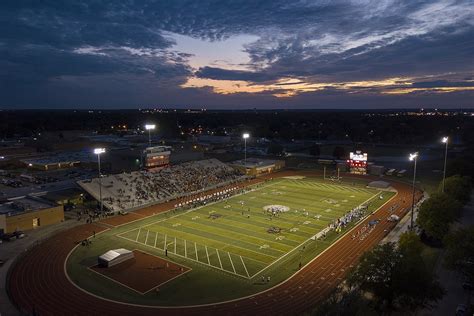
[0,0,473,108]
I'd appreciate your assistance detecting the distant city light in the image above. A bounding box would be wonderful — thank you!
[442,136,448,143]
[94,148,106,155]
[145,124,156,130]
[243,133,250,139]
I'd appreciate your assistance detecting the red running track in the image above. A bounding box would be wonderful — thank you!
[8,173,421,315]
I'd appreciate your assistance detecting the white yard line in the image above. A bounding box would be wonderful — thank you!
[184,239,187,258]
[216,249,223,269]
[145,230,149,245]
[154,232,157,248]
[135,228,141,242]
[195,242,198,261]
[240,256,250,278]
[228,252,236,274]
[205,246,210,265]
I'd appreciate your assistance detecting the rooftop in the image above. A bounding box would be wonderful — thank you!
[0,196,57,216]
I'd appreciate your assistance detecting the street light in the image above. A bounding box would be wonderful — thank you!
[441,136,448,193]
[94,148,106,212]
[242,133,250,167]
[409,152,418,231]
[145,124,156,147]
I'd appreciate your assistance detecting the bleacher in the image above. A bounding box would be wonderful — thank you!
[78,159,244,212]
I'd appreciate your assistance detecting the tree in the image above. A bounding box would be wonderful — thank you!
[311,287,376,316]
[441,175,472,204]
[309,144,321,157]
[416,192,462,241]
[332,146,346,159]
[394,232,444,310]
[348,238,443,313]
[444,225,474,283]
[347,243,401,310]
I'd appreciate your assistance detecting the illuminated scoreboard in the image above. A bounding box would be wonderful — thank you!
[142,146,171,171]
[347,151,368,174]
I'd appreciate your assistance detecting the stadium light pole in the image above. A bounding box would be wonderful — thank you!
[409,152,418,231]
[145,124,156,147]
[441,136,448,193]
[94,148,106,212]
[243,133,250,167]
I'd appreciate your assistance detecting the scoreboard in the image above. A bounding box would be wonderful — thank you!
[348,151,368,174]
[142,146,171,171]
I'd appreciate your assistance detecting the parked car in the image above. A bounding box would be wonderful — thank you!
[13,231,26,239]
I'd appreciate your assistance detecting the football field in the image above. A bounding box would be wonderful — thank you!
[117,177,380,279]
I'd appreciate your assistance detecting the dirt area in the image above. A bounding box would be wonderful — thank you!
[90,250,190,294]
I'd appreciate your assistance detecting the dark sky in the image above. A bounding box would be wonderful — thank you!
[1,0,473,109]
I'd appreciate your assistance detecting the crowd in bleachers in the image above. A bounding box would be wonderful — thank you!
[79,159,243,212]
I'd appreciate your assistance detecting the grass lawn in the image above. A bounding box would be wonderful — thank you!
[67,176,394,306]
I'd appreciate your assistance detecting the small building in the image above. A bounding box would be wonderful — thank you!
[369,165,386,176]
[98,249,135,267]
[229,158,285,176]
[0,196,64,233]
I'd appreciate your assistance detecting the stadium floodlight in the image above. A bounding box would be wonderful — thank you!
[441,136,449,193]
[409,152,418,231]
[94,148,106,212]
[242,133,250,168]
[94,148,106,155]
[145,124,156,146]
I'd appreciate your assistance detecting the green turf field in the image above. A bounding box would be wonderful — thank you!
[117,177,380,279]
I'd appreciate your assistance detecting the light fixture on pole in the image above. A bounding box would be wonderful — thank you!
[441,136,448,193]
[145,124,156,147]
[94,148,106,212]
[409,152,418,231]
[243,133,250,167]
